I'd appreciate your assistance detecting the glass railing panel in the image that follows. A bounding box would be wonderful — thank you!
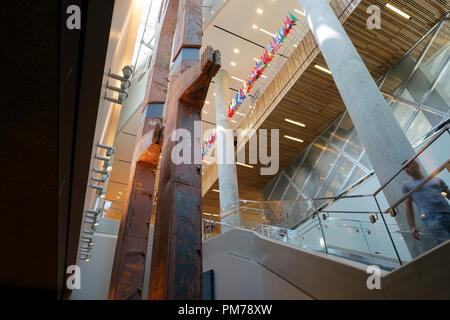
[287,219,326,253]
[315,194,401,268]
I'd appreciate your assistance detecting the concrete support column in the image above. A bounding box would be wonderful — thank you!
[298,0,432,257]
[214,69,240,227]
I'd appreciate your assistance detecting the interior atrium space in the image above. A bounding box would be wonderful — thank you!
[2,0,450,303]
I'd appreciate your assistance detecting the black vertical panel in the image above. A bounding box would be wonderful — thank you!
[0,0,60,298]
[202,270,215,300]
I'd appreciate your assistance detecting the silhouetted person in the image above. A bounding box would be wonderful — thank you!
[402,160,450,244]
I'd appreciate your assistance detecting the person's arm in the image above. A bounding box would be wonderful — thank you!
[404,196,420,240]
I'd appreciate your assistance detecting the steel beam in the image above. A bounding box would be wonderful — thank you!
[149,0,220,300]
[108,0,179,300]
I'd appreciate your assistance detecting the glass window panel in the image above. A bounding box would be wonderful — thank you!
[302,140,339,199]
[293,141,324,190]
[329,113,355,149]
[262,176,279,201]
[399,22,450,104]
[380,30,435,94]
[314,143,339,180]
[318,156,354,199]
[406,109,443,144]
[421,63,450,115]
[270,174,289,201]
[359,151,373,171]
[283,185,298,201]
[389,97,417,130]
[322,115,343,142]
[301,172,321,199]
[343,131,364,160]
[421,21,450,67]
[285,147,308,178]
[342,165,367,191]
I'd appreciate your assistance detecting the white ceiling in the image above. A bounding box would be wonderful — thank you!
[201,0,308,124]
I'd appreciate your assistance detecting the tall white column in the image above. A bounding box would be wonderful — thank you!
[298,0,431,257]
[214,69,240,228]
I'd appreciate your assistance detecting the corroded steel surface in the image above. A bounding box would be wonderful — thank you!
[149,0,221,300]
[108,0,179,300]
[108,162,156,300]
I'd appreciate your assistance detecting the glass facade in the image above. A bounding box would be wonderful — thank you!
[263,18,450,203]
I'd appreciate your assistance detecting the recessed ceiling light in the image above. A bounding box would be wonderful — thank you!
[386,3,410,19]
[256,8,263,15]
[315,64,332,74]
[284,135,304,143]
[237,162,254,168]
[205,101,210,104]
[230,61,236,67]
[294,9,305,16]
[233,48,240,54]
[252,24,258,29]
[285,118,306,127]
[259,28,276,37]
[231,75,245,83]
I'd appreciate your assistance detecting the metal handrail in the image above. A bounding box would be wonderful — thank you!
[385,159,450,212]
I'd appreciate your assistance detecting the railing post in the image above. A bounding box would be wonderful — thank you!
[313,200,328,254]
[373,195,403,266]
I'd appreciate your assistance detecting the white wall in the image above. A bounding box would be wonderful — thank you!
[204,252,312,300]
[204,228,384,299]
[70,219,120,300]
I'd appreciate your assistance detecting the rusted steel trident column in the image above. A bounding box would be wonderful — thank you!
[108,0,179,300]
[149,0,221,300]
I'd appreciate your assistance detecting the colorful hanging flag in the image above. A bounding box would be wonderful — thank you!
[227,12,298,119]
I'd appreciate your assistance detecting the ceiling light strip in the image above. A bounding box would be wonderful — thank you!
[284,135,304,143]
[385,3,411,19]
